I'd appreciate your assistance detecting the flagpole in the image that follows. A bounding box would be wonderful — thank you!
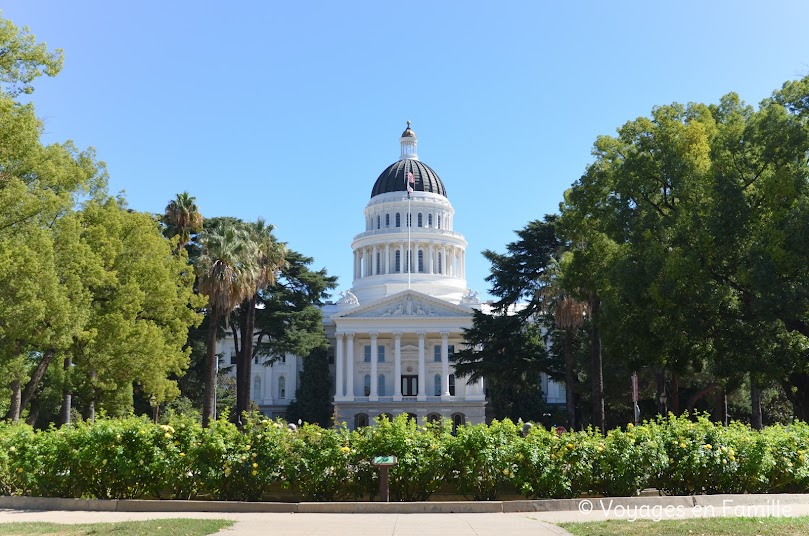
[407,170,411,290]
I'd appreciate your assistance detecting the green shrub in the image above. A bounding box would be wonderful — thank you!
[447,419,520,500]
[351,414,453,501]
[286,423,359,501]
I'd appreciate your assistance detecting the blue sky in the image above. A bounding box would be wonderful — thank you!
[5,1,809,300]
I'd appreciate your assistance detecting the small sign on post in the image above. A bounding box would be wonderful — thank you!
[371,455,398,502]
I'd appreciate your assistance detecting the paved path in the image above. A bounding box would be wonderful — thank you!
[0,510,572,535]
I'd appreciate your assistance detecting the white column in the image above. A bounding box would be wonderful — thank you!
[417,332,426,401]
[335,333,344,399]
[399,242,405,273]
[385,243,390,275]
[393,332,402,401]
[346,333,355,400]
[370,332,378,401]
[428,243,434,274]
[441,332,450,399]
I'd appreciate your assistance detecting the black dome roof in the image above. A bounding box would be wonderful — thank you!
[371,159,447,198]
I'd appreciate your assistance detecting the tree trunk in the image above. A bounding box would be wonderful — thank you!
[656,368,667,416]
[564,328,576,430]
[17,349,56,418]
[235,296,257,426]
[26,396,40,426]
[202,308,221,427]
[781,373,809,422]
[9,380,21,424]
[671,373,680,416]
[590,297,605,434]
[751,375,762,430]
[59,356,73,427]
[88,370,97,423]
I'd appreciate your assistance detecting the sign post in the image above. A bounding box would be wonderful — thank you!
[372,455,398,502]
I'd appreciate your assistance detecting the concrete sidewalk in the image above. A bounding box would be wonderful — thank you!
[4,494,809,535]
[0,510,573,535]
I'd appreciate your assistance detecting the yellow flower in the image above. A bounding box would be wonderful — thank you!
[179,452,185,457]
[729,455,736,461]
[251,470,258,476]
[704,444,712,450]
[680,443,687,448]
[8,446,15,453]
[164,433,171,439]
[627,423,634,428]
[566,443,574,450]
[340,446,350,454]
[722,459,727,464]
[502,468,509,475]
[17,467,23,473]
[102,459,108,465]
[597,446,604,452]
[252,462,258,468]
[728,448,735,456]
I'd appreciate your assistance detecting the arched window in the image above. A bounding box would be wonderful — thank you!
[418,250,424,272]
[452,413,465,433]
[395,250,401,272]
[434,374,441,396]
[377,215,380,229]
[355,413,369,428]
[428,213,433,227]
[417,213,423,227]
[406,413,418,422]
[449,374,456,396]
[376,252,381,274]
[385,213,390,227]
[427,413,441,424]
[407,213,411,227]
[253,376,261,400]
[396,213,401,227]
[378,374,386,396]
[364,374,371,396]
[407,250,412,272]
[278,376,286,399]
[437,214,441,229]
[438,252,443,274]
[379,412,393,422]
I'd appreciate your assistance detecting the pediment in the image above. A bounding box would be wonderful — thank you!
[332,290,473,320]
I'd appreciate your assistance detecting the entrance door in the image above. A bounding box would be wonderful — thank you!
[401,375,418,396]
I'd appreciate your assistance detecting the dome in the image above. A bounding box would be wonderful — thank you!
[401,120,416,138]
[371,159,447,198]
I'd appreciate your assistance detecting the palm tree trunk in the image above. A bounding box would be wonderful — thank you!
[590,297,605,434]
[235,297,257,425]
[202,308,220,427]
[564,328,576,430]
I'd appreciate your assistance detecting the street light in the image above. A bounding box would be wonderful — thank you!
[149,394,158,424]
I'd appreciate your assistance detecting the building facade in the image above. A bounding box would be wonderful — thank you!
[219,122,564,425]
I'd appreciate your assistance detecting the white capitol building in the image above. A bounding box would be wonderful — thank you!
[220,123,565,427]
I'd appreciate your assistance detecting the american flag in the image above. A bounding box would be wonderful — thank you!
[406,171,415,196]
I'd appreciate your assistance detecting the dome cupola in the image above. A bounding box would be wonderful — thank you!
[370,122,447,198]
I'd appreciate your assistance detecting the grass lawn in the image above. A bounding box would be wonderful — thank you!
[0,518,233,536]
[560,516,809,536]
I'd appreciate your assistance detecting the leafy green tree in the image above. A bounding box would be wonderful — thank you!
[560,77,809,423]
[286,346,332,426]
[454,216,564,422]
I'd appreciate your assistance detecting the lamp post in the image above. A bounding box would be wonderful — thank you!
[659,391,668,417]
[149,394,158,424]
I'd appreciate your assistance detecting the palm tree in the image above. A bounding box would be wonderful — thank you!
[234,219,287,422]
[195,220,258,427]
[540,257,588,430]
[163,192,203,254]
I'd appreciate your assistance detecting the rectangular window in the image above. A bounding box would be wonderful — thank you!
[434,345,441,362]
[448,345,455,356]
[364,345,371,363]
[378,345,385,363]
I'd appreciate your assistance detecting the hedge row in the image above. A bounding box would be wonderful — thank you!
[2,413,809,501]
